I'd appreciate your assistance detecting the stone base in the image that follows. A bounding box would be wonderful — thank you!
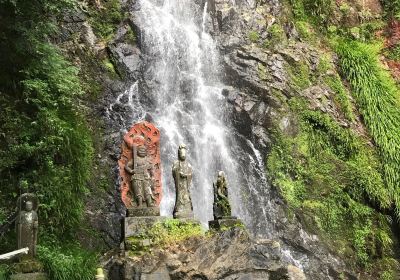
[124,216,166,239]
[10,273,47,280]
[14,260,43,274]
[124,216,166,251]
[175,218,200,225]
[208,218,243,230]
[126,207,160,217]
[173,209,194,219]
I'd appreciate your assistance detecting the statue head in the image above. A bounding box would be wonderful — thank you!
[218,171,225,179]
[137,146,147,158]
[25,201,33,211]
[178,144,187,161]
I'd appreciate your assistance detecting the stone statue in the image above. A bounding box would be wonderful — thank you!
[16,194,38,260]
[213,171,231,219]
[125,145,155,208]
[172,144,193,218]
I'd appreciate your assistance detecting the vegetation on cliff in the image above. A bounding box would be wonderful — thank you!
[0,0,107,278]
[266,0,400,278]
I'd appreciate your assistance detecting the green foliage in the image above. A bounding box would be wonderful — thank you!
[125,27,136,45]
[127,219,203,254]
[0,0,94,251]
[289,0,333,28]
[335,40,400,217]
[0,43,93,236]
[324,74,355,121]
[89,0,123,41]
[386,44,400,61]
[267,100,396,267]
[0,264,11,280]
[295,21,314,40]
[248,30,260,42]
[380,0,400,19]
[150,219,203,245]
[286,60,312,90]
[264,24,286,48]
[37,243,97,280]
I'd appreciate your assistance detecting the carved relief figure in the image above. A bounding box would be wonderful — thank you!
[172,144,193,218]
[118,122,162,211]
[125,146,155,207]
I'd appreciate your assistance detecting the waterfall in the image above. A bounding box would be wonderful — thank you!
[109,0,277,237]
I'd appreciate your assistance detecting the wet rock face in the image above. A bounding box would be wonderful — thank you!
[198,1,362,279]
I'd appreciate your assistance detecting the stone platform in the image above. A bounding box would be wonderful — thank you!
[126,207,160,217]
[10,273,47,280]
[208,217,243,230]
[124,216,166,238]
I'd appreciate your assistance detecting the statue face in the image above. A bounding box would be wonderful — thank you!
[137,146,147,157]
[178,147,186,161]
[25,201,33,211]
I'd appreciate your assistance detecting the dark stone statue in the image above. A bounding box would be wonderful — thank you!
[125,146,155,208]
[16,195,38,260]
[213,171,231,219]
[172,144,194,218]
[209,172,242,230]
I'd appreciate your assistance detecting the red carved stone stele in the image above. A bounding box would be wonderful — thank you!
[118,122,162,208]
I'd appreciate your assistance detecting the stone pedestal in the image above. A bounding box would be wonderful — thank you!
[124,216,166,251]
[208,217,243,230]
[13,259,43,274]
[126,207,160,217]
[10,273,47,280]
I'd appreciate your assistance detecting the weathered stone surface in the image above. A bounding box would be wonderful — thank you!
[109,23,142,79]
[107,228,353,280]
[124,216,166,238]
[208,218,242,230]
[13,260,43,274]
[10,273,47,280]
[141,266,171,280]
[126,207,160,217]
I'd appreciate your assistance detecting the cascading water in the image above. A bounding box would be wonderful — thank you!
[109,0,277,237]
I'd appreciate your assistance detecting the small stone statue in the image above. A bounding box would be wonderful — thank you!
[172,144,193,218]
[16,195,38,260]
[125,146,155,208]
[213,171,231,219]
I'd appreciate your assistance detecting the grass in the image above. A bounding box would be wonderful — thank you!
[37,243,97,280]
[335,40,400,217]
